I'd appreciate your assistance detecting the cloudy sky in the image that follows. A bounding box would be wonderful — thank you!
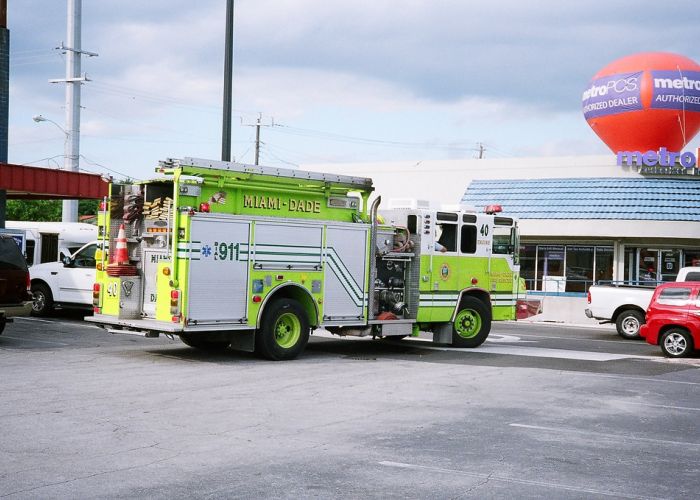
[7,0,700,180]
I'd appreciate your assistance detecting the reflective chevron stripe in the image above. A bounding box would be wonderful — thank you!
[325,247,367,307]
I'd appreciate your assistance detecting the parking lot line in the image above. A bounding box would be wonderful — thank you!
[14,316,101,330]
[513,333,636,345]
[614,401,700,412]
[313,330,652,362]
[509,423,700,447]
[398,339,650,362]
[13,316,54,323]
[580,372,700,386]
[0,335,69,346]
[378,460,656,499]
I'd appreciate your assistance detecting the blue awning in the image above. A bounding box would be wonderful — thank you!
[461,177,700,221]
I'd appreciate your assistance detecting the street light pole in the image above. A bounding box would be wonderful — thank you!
[221,0,234,162]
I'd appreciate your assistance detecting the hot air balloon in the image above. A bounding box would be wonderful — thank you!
[582,52,700,153]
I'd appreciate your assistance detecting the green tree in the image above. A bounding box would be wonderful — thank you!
[6,199,99,222]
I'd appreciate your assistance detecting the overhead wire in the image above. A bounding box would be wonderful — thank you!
[79,154,132,179]
[271,123,482,152]
[259,143,299,168]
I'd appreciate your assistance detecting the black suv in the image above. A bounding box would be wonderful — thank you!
[0,234,32,334]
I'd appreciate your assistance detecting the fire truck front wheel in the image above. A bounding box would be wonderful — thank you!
[452,297,491,348]
[256,298,310,361]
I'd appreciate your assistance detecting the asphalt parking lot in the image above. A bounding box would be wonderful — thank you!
[1,316,699,499]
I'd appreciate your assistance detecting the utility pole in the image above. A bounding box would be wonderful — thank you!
[0,0,8,228]
[49,0,97,222]
[243,113,273,165]
[221,0,234,161]
[477,142,485,159]
[254,116,260,165]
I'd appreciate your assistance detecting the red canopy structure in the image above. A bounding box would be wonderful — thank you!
[0,162,109,200]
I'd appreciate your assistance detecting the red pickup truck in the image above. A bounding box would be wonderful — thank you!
[640,282,700,358]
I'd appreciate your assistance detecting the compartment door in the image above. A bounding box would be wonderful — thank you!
[186,218,250,323]
[324,225,369,321]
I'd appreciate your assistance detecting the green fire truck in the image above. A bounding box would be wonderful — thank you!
[87,157,525,360]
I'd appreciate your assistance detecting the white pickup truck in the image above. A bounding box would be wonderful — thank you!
[585,267,700,339]
[29,241,97,316]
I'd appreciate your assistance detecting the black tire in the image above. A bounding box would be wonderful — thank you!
[451,296,492,348]
[660,328,694,358]
[0,317,5,335]
[31,283,54,317]
[615,309,645,339]
[179,333,231,351]
[256,298,310,361]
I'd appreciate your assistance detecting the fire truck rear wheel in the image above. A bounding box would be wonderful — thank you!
[452,296,491,348]
[256,298,310,361]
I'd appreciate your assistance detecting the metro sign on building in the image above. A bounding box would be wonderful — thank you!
[617,148,700,177]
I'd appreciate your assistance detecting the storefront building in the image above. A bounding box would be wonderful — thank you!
[462,176,700,295]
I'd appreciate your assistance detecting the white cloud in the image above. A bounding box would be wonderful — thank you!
[6,0,700,177]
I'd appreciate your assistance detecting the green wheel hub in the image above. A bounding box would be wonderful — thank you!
[454,308,482,339]
[274,312,301,349]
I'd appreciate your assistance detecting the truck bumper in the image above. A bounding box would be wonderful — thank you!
[86,314,184,333]
[86,314,252,334]
[1,301,33,318]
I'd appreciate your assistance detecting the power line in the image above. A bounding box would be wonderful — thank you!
[79,154,131,179]
[271,123,482,152]
[261,141,341,164]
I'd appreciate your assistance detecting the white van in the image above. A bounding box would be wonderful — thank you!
[5,221,97,266]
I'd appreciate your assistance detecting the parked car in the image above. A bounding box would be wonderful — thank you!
[585,266,700,339]
[640,282,700,358]
[30,241,97,316]
[0,234,33,334]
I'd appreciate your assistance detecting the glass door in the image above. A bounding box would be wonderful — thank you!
[537,245,565,292]
[638,248,659,284]
[660,249,680,281]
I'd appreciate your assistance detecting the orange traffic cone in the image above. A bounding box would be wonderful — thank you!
[107,224,137,277]
[113,224,129,264]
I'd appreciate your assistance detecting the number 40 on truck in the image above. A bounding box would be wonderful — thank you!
[87,157,532,360]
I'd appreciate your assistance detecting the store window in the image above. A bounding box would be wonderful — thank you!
[624,248,698,285]
[519,244,536,290]
[518,243,614,293]
[595,246,614,283]
[537,245,565,292]
[684,249,700,267]
[565,246,593,293]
